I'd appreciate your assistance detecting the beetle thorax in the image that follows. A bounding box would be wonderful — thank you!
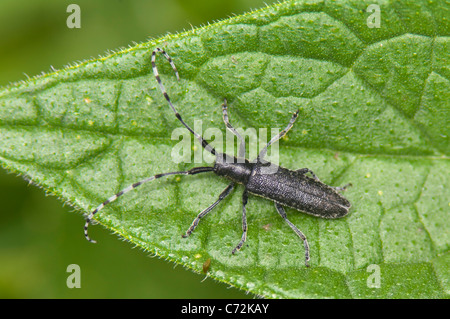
[213,153,253,185]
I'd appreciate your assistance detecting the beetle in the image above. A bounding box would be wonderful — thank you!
[83,48,351,267]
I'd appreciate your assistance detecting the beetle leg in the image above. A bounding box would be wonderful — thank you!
[334,183,352,192]
[296,168,320,181]
[257,109,299,161]
[222,98,246,159]
[232,189,248,254]
[274,203,310,267]
[182,182,235,238]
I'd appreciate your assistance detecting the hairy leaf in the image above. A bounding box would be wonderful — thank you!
[0,0,448,298]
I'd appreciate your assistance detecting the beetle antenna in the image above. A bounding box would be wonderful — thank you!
[152,48,217,156]
[84,166,214,243]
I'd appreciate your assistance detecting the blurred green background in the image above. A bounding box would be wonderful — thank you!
[0,0,278,298]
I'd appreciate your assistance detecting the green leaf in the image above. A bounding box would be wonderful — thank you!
[0,0,448,298]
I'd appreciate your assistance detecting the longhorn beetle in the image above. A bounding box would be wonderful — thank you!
[84,48,352,267]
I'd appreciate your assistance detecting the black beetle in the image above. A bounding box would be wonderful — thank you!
[84,48,351,267]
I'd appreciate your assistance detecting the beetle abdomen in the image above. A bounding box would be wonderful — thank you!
[246,164,350,219]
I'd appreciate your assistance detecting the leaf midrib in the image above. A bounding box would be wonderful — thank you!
[2,37,445,158]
